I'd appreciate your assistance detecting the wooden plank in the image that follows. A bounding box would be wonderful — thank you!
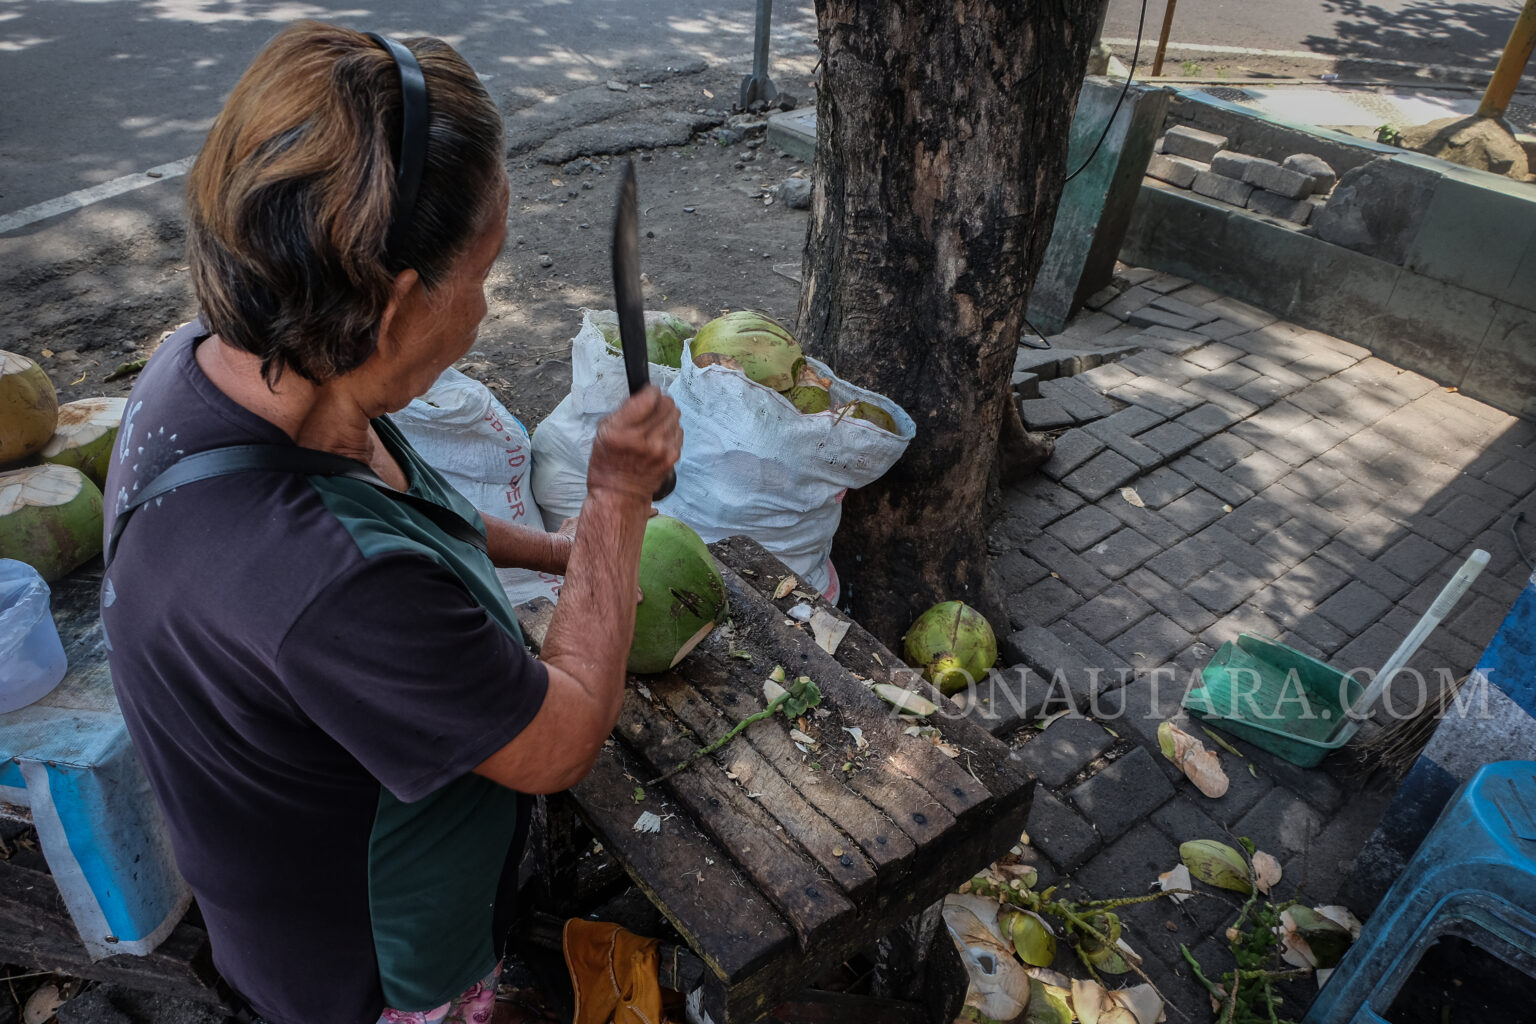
[568,735,792,984]
[711,537,1029,798]
[0,858,229,1005]
[614,689,853,946]
[647,674,879,897]
[711,565,993,819]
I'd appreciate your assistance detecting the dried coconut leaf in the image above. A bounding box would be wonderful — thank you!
[874,684,937,716]
[1121,486,1145,508]
[1253,851,1282,895]
[809,607,851,655]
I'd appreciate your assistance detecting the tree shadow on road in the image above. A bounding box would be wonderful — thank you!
[1303,0,1526,75]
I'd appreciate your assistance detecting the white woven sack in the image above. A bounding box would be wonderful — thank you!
[656,338,914,596]
[529,309,682,530]
[393,367,564,607]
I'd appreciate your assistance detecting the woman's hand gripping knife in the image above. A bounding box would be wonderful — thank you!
[475,386,682,793]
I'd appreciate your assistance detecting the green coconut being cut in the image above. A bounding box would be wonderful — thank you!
[0,350,59,466]
[593,310,694,368]
[903,600,998,695]
[39,396,126,489]
[0,464,104,582]
[785,363,832,414]
[690,311,804,391]
[628,515,729,674]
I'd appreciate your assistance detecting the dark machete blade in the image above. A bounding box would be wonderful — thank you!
[610,159,676,500]
[612,160,648,396]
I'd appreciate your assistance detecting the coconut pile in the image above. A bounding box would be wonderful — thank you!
[0,350,122,581]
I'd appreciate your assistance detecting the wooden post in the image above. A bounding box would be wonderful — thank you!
[1151,0,1179,77]
[1479,0,1536,119]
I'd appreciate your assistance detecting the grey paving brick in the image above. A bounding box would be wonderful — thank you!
[1137,323,1211,352]
[1194,317,1249,341]
[1233,399,1312,437]
[1287,612,1351,656]
[1247,187,1314,224]
[1149,294,1218,326]
[1378,533,1454,583]
[1187,562,1268,615]
[1143,271,1193,294]
[1146,535,1224,587]
[1220,495,1290,543]
[1192,169,1255,206]
[1101,498,1187,548]
[992,548,1052,590]
[1068,747,1177,842]
[1003,624,1133,710]
[1118,349,1198,384]
[1185,376,1263,417]
[1227,450,1292,491]
[1236,374,1296,408]
[1200,606,1287,654]
[1082,423,1164,470]
[1025,789,1101,872]
[1124,567,1219,634]
[1020,396,1076,430]
[1075,828,1184,909]
[1023,533,1113,599]
[1161,488,1232,534]
[1063,450,1142,501]
[1011,369,1041,399]
[1101,284,1159,318]
[1233,787,1326,859]
[1287,346,1360,379]
[1185,342,1245,370]
[1140,420,1205,460]
[1127,306,1203,332]
[1315,538,1414,602]
[1289,378,1365,421]
[1083,527,1163,579]
[1150,793,1225,847]
[1243,158,1313,199]
[1263,516,1332,570]
[1094,669,1198,748]
[1270,554,1351,604]
[1275,460,1350,501]
[1195,523,1275,579]
[1041,428,1107,480]
[1288,417,1350,459]
[1272,491,1350,539]
[1246,430,1314,468]
[1202,296,1278,330]
[1121,376,1203,413]
[1171,453,1257,507]
[1082,284,1122,310]
[1174,402,1243,439]
[1209,149,1266,179]
[1048,505,1123,551]
[1315,579,1392,634]
[959,666,1047,736]
[1132,466,1195,508]
[1189,433,1257,471]
[1048,621,1139,692]
[1016,714,1116,787]
[1003,475,1085,530]
[1168,283,1222,306]
[1431,492,1503,540]
[1162,125,1228,161]
[1109,613,1194,671]
[1096,403,1166,436]
[1006,577,1082,629]
[1146,151,1204,187]
[1068,584,1155,643]
[1075,361,1138,393]
[1040,375,1118,421]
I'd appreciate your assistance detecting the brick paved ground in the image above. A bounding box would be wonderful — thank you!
[966,264,1536,1017]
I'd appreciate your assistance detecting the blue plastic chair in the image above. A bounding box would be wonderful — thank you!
[1305,760,1536,1023]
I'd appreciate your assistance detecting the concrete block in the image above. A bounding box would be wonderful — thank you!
[1210,149,1268,179]
[1016,714,1116,787]
[1191,169,1255,207]
[1025,789,1101,872]
[1020,397,1076,430]
[1247,188,1313,225]
[1283,152,1337,194]
[764,107,816,162]
[1162,125,1229,163]
[1242,159,1313,200]
[1068,747,1176,842]
[1405,174,1536,308]
[1011,369,1041,399]
[1146,152,1203,188]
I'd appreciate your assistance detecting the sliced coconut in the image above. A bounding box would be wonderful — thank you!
[0,350,59,465]
[39,396,126,489]
[0,464,104,581]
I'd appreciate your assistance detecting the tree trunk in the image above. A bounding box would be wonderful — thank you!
[798,1,1096,645]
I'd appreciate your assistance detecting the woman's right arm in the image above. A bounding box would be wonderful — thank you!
[474,386,681,794]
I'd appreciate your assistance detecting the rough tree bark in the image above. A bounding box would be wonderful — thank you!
[797,1,1097,644]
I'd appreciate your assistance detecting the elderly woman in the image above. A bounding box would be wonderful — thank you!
[99,22,680,1024]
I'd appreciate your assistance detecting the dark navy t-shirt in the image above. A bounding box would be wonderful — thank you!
[100,321,550,1023]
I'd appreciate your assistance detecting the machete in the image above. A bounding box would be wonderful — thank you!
[611,159,676,501]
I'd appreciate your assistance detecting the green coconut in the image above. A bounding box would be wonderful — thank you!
[595,310,694,368]
[690,311,804,391]
[785,363,832,414]
[0,464,104,582]
[39,397,126,489]
[838,400,898,434]
[0,351,59,466]
[628,515,729,674]
[903,600,997,695]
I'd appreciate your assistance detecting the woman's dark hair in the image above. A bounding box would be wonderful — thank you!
[185,22,505,384]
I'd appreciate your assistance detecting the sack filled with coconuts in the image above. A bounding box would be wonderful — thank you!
[655,311,913,600]
[529,309,694,529]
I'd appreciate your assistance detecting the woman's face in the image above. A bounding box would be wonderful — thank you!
[380,180,510,406]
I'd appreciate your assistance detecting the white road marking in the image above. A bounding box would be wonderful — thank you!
[0,156,195,235]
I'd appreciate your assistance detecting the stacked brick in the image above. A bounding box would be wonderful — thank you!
[1145,125,1336,226]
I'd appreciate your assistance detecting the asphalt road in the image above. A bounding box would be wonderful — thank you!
[0,0,818,217]
[1103,0,1528,75]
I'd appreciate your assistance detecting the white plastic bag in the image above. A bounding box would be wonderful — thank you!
[656,338,914,597]
[529,310,681,529]
[392,368,564,607]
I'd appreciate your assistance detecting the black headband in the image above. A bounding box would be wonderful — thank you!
[365,32,427,265]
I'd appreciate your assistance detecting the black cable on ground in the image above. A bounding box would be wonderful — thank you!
[1064,0,1150,185]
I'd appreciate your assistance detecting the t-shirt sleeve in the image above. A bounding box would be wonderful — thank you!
[275,551,550,803]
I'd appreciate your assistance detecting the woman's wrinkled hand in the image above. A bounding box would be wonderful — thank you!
[587,386,682,503]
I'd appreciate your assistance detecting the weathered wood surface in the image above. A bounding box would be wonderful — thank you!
[515,537,1033,1022]
[0,857,228,1005]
